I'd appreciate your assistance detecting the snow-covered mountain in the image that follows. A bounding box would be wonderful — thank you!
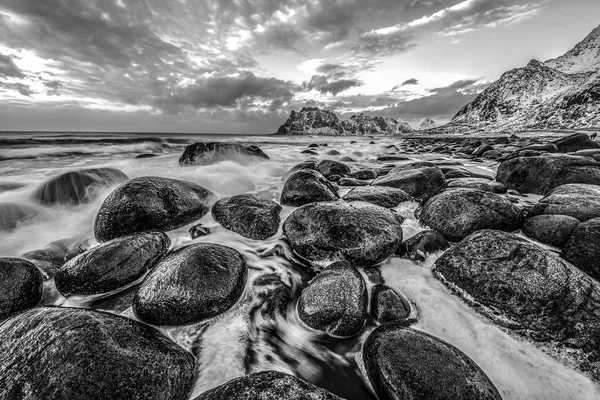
[448,24,600,132]
[276,107,412,135]
[418,118,437,131]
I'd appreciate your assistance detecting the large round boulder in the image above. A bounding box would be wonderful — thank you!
[55,232,170,297]
[0,307,195,399]
[133,243,247,326]
[496,154,600,195]
[179,142,269,166]
[342,186,412,208]
[561,218,600,281]
[192,371,342,400]
[0,203,39,231]
[212,194,281,240]
[283,201,403,268]
[32,167,128,206]
[522,215,580,247]
[0,258,43,320]
[363,324,502,400]
[447,178,507,194]
[552,132,600,153]
[418,188,523,242]
[280,169,339,207]
[371,166,446,198]
[94,176,215,242]
[528,184,600,221]
[318,159,351,178]
[298,261,367,337]
[432,230,600,377]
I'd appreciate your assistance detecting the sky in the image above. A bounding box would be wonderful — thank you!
[0,0,599,133]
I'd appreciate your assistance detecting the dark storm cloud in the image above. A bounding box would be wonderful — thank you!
[1,82,33,97]
[0,54,25,79]
[317,79,364,96]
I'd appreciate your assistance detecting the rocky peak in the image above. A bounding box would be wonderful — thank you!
[545,24,600,74]
[418,118,437,131]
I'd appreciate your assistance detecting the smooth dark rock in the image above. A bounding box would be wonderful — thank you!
[301,149,318,155]
[326,150,341,156]
[133,243,247,326]
[0,307,195,400]
[338,177,370,186]
[348,169,378,180]
[0,258,43,320]
[94,176,215,242]
[433,230,600,378]
[377,155,410,161]
[522,215,580,247]
[189,224,212,239]
[212,194,281,240]
[21,237,89,279]
[561,218,600,281]
[472,143,494,157]
[396,230,450,261]
[528,184,600,221]
[447,177,506,193]
[552,132,600,153]
[298,261,367,337]
[283,201,403,268]
[419,188,523,242]
[372,166,446,198]
[280,169,339,207]
[192,371,342,400]
[179,142,269,166]
[370,284,411,323]
[496,154,600,195]
[32,168,128,206]
[318,159,351,178]
[342,186,412,208]
[55,232,170,297]
[282,160,319,182]
[0,202,39,231]
[135,153,158,159]
[363,324,502,400]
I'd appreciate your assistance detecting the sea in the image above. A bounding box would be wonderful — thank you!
[0,131,599,400]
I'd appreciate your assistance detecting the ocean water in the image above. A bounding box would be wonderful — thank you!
[0,131,599,399]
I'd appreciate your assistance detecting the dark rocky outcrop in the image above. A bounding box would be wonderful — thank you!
[552,132,600,153]
[94,176,215,242]
[561,218,600,281]
[363,324,502,400]
[396,230,450,261]
[0,307,195,399]
[370,285,411,323]
[447,178,507,194]
[212,194,281,240]
[372,166,446,198]
[496,154,600,195]
[342,186,412,208]
[528,183,600,221]
[192,371,342,400]
[298,261,367,337]
[31,167,128,206]
[0,202,39,231]
[419,188,524,242]
[0,258,43,320]
[55,232,170,297]
[522,215,580,247]
[283,201,403,268]
[433,230,600,379]
[179,142,269,166]
[280,170,339,207]
[133,243,247,326]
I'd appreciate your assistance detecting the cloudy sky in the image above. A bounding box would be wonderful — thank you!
[0,0,598,133]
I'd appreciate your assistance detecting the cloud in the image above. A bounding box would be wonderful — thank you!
[393,78,419,90]
[0,82,32,96]
[0,53,25,79]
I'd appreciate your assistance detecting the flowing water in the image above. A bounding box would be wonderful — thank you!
[1,132,599,399]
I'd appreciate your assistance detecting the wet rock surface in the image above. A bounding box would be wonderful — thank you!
[280,169,339,207]
[372,166,447,198]
[133,243,247,326]
[0,203,39,231]
[179,142,269,165]
[0,307,196,400]
[342,186,412,208]
[447,177,507,193]
[212,194,282,240]
[94,176,216,242]
[528,183,600,221]
[522,215,580,247]
[396,230,450,261]
[561,218,600,281]
[317,159,351,178]
[0,257,43,320]
[370,284,411,323]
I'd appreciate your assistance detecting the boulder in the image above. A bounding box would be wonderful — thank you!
[447,178,507,193]
[32,168,128,206]
[396,230,450,261]
[348,169,378,180]
[372,166,446,198]
[21,237,90,279]
[496,154,600,195]
[0,307,195,399]
[433,230,600,377]
[561,218,600,281]
[280,170,339,207]
[528,184,600,221]
[281,160,319,182]
[298,261,367,337]
[370,284,411,323]
[522,215,580,247]
[133,243,247,326]
[0,203,39,231]
[363,324,502,400]
[342,186,412,208]
[337,178,370,187]
[419,188,524,242]
[179,142,269,166]
[55,232,170,297]
[318,160,351,178]
[283,201,403,268]
[552,132,600,153]
[0,258,43,320]
[94,176,215,242]
[192,371,342,400]
[212,194,281,240]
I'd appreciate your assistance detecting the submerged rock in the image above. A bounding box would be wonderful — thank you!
[561,218,600,281]
[522,215,580,247]
[370,284,411,323]
[32,167,128,206]
[363,324,502,400]
[0,203,39,231]
[396,230,450,261]
[280,169,339,207]
[55,232,170,297]
[94,176,215,242]
[419,188,523,242]
[0,307,195,400]
[0,258,43,320]
[528,183,600,221]
[133,243,247,326]
[212,194,281,240]
[179,142,269,166]
[283,201,403,268]
[372,166,446,198]
[192,371,342,400]
[342,186,412,208]
[298,261,367,337]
